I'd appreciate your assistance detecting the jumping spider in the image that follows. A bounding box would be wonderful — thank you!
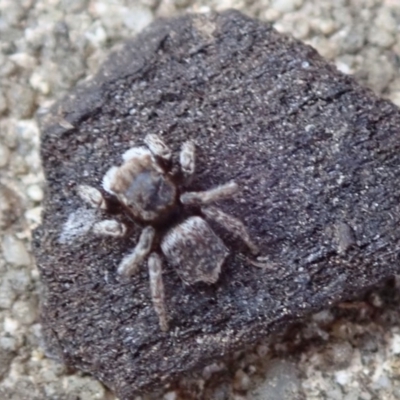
[78,134,259,331]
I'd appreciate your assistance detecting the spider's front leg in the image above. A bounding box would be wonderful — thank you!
[148,252,168,331]
[78,184,127,237]
[179,140,195,180]
[180,181,238,205]
[78,184,107,209]
[117,226,155,277]
[144,134,172,162]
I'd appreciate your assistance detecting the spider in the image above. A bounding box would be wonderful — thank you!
[78,134,259,331]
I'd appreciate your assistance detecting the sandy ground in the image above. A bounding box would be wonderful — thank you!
[2,0,400,399]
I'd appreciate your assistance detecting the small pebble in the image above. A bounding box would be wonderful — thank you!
[122,5,154,33]
[390,333,400,355]
[251,360,301,400]
[335,370,351,386]
[3,317,19,335]
[8,53,37,69]
[368,26,395,48]
[0,281,16,309]
[6,84,36,119]
[0,143,10,168]
[29,71,50,95]
[326,342,354,369]
[7,268,32,294]
[271,0,303,13]
[12,299,38,325]
[26,185,43,202]
[1,234,31,266]
[63,375,106,400]
[233,369,251,391]
[0,90,7,114]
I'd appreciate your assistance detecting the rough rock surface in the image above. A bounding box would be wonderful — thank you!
[34,10,400,399]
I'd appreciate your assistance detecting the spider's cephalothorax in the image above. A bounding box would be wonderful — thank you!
[78,134,259,331]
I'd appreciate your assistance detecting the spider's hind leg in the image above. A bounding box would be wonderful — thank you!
[202,206,259,255]
[148,252,169,331]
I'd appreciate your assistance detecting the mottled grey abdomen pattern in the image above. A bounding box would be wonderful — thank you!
[161,216,229,285]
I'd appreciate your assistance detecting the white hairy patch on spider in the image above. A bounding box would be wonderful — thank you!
[122,146,151,162]
[102,166,119,194]
[59,207,97,244]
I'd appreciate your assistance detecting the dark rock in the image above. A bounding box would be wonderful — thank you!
[33,10,400,399]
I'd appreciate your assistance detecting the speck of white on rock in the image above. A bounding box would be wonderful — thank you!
[58,208,97,244]
[1,234,31,266]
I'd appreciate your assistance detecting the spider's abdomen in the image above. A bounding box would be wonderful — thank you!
[161,216,229,285]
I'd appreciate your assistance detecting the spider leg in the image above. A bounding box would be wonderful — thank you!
[144,134,172,162]
[92,219,127,237]
[148,252,168,331]
[117,226,155,276]
[180,181,238,205]
[77,184,107,209]
[202,206,259,255]
[179,140,195,180]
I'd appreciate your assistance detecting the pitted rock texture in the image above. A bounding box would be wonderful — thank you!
[34,10,400,399]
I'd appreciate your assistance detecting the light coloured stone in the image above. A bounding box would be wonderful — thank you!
[63,375,106,400]
[271,0,303,13]
[0,90,7,114]
[335,370,351,386]
[29,71,50,95]
[0,143,10,168]
[85,22,108,48]
[264,8,281,21]
[2,235,31,266]
[12,299,38,325]
[8,53,37,69]
[368,26,395,48]
[0,281,16,309]
[389,91,400,108]
[233,369,251,391]
[26,185,43,202]
[122,5,154,33]
[251,360,301,400]
[3,317,19,335]
[7,268,32,294]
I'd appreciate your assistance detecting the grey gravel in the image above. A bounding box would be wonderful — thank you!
[2,0,400,399]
